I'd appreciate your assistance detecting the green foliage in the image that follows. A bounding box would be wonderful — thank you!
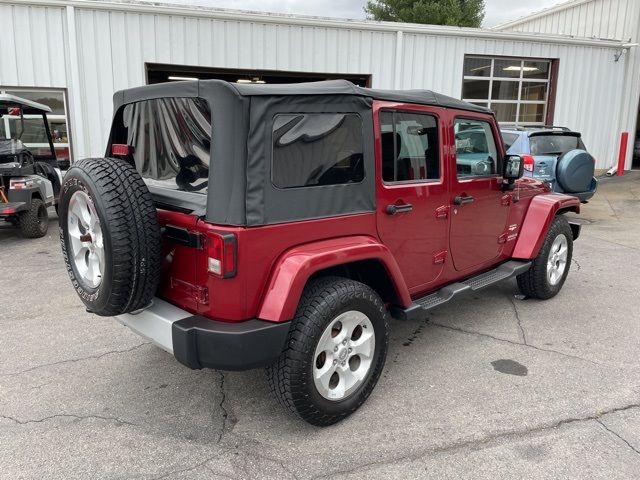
[365,0,486,28]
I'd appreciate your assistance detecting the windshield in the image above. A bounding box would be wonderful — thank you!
[1,107,56,159]
[530,134,585,155]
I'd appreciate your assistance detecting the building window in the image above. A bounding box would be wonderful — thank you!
[0,88,72,167]
[462,56,551,125]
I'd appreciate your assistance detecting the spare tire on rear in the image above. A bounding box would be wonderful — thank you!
[556,149,594,193]
[59,158,162,316]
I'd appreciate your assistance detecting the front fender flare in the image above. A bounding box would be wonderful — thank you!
[257,236,411,322]
[512,193,580,259]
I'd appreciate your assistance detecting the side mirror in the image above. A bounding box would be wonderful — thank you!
[502,154,524,190]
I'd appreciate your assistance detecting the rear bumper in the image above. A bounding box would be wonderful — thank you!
[116,298,291,371]
[0,201,27,216]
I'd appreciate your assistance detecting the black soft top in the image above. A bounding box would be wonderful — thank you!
[113,79,489,114]
[110,80,492,226]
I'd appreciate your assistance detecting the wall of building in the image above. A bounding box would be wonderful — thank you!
[496,0,640,170]
[0,0,631,170]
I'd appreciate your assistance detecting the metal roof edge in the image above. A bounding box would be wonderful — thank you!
[492,0,594,31]
[7,0,626,48]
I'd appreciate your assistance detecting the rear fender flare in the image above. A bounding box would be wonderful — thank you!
[512,193,580,259]
[257,236,411,322]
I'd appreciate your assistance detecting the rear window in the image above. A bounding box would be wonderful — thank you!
[502,132,519,150]
[122,97,211,194]
[272,113,364,189]
[529,134,585,155]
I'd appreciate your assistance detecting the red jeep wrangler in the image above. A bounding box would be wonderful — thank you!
[59,80,581,426]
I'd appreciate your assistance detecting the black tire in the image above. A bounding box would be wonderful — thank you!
[517,215,573,300]
[266,277,389,426]
[59,158,161,316]
[19,198,48,238]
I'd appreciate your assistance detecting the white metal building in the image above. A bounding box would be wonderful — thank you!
[1,0,638,171]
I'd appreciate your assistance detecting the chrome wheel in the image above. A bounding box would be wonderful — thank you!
[313,311,375,401]
[67,191,104,289]
[547,234,568,286]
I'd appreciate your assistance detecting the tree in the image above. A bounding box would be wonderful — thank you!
[364,0,486,28]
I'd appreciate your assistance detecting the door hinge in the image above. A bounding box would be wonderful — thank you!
[433,250,448,264]
[435,205,449,219]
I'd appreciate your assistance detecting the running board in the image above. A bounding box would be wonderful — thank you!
[392,260,532,321]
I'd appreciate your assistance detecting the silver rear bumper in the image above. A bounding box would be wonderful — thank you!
[116,298,192,354]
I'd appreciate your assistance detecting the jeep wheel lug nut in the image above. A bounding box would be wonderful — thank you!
[333,359,337,365]
[342,339,347,345]
[348,348,352,353]
[334,346,338,352]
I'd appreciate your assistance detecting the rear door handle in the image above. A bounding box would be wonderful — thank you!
[386,203,413,215]
[453,195,475,206]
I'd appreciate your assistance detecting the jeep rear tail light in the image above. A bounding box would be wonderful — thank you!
[9,177,34,190]
[207,232,237,278]
[522,154,535,172]
[111,144,133,156]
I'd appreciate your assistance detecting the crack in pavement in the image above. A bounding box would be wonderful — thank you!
[589,235,640,252]
[508,295,528,345]
[0,413,135,427]
[429,322,604,366]
[572,258,582,271]
[311,403,640,479]
[1,342,151,377]
[596,419,640,456]
[217,371,230,443]
[151,454,222,480]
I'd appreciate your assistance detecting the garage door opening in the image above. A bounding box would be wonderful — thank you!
[146,63,371,87]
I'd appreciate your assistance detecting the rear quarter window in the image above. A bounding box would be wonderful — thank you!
[271,113,364,189]
[121,97,211,194]
[501,132,519,151]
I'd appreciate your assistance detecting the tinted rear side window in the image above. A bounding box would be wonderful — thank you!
[529,135,585,155]
[502,132,519,150]
[272,113,364,189]
[122,97,211,194]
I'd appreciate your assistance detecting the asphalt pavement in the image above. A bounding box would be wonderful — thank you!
[1,172,639,479]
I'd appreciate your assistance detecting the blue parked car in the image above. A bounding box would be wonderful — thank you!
[501,127,597,202]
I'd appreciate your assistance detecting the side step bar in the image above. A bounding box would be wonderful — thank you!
[392,260,531,321]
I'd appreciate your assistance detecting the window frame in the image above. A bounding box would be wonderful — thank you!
[378,108,443,186]
[269,112,366,191]
[461,56,553,126]
[453,116,502,181]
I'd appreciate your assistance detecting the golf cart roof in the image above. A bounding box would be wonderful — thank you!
[0,94,52,114]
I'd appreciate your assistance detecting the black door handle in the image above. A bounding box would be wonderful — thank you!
[386,203,413,215]
[453,195,475,205]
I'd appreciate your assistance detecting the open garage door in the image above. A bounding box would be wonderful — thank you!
[146,63,371,87]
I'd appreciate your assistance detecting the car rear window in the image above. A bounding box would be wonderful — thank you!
[502,132,519,150]
[271,113,364,189]
[529,134,585,155]
[121,97,211,194]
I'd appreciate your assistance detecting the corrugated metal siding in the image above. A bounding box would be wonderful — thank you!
[0,4,68,87]
[398,33,626,168]
[0,1,633,170]
[497,0,640,169]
